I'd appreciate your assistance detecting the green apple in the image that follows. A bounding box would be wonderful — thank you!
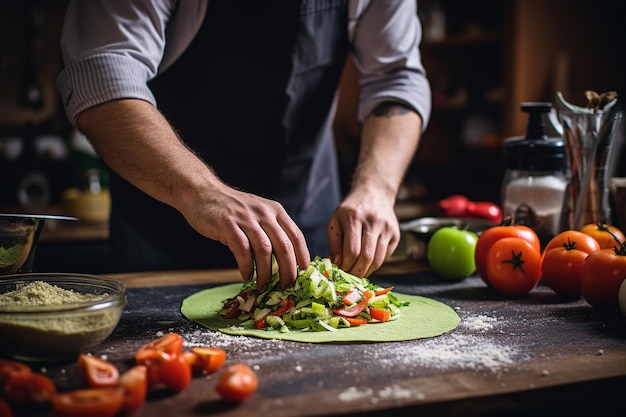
[427,226,478,281]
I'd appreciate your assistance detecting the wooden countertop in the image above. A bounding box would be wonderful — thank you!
[26,259,626,417]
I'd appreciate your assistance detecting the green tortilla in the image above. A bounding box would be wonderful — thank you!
[181,283,460,343]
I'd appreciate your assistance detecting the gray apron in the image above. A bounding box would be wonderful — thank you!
[108,0,349,272]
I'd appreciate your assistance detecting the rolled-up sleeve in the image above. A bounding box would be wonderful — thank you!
[352,0,432,131]
[55,0,176,126]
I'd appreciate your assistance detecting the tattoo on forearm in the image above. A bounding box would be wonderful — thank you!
[372,102,411,117]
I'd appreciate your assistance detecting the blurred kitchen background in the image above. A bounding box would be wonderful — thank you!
[1,0,625,273]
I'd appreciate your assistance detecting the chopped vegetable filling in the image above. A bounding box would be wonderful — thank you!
[219,257,409,332]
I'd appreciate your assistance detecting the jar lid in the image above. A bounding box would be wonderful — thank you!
[504,136,567,171]
[504,102,567,171]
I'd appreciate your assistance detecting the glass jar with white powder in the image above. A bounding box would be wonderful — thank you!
[501,103,569,247]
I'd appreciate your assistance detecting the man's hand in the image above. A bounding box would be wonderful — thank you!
[184,184,311,291]
[327,189,399,277]
[327,101,422,277]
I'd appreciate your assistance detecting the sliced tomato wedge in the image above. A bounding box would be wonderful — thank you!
[271,299,295,317]
[333,295,369,318]
[135,333,184,364]
[138,350,191,392]
[0,359,31,385]
[184,347,227,375]
[221,298,242,319]
[78,355,120,388]
[51,388,124,417]
[369,307,391,322]
[254,317,268,329]
[254,299,295,329]
[344,317,368,326]
[119,365,147,414]
[3,373,56,405]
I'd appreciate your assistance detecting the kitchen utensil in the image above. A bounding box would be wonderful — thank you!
[0,213,78,274]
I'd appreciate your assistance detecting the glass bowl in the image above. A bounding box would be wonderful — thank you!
[0,273,127,362]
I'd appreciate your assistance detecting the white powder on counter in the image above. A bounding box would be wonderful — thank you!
[338,385,424,404]
[178,312,522,374]
[385,332,518,371]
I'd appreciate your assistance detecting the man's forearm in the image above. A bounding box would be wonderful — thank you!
[350,102,422,199]
[76,99,223,214]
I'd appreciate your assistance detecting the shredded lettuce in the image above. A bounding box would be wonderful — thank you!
[220,256,409,332]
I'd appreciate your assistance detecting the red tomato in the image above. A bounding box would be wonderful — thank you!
[135,332,184,363]
[135,333,191,391]
[138,350,191,392]
[542,230,601,257]
[78,355,120,388]
[3,373,56,405]
[475,223,541,286]
[581,248,626,312]
[485,237,542,296]
[119,365,147,414]
[580,223,625,250]
[51,388,124,417]
[0,359,31,386]
[215,363,258,402]
[542,247,589,298]
[541,230,601,298]
[0,398,13,417]
[183,347,227,375]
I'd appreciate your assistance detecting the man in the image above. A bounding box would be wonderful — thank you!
[56,0,431,290]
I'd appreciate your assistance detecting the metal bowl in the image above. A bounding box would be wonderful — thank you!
[399,217,495,260]
[0,273,127,362]
[0,213,77,275]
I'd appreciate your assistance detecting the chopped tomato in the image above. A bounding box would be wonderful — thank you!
[333,295,369,317]
[254,317,267,329]
[184,347,227,375]
[344,317,368,326]
[0,398,13,417]
[78,355,120,388]
[342,288,362,305]
[215,363,258,402]
[271,299,295,316]
[119,365,147,414]
[221,298,241,319]
[369,307,391,322]
[3,373,56,405]
[374,286,394,296]
[135,333,184,363]
[138,350,191,392]
[51,388,124,417]
[254,299,295,329]
[0,359,31,386]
